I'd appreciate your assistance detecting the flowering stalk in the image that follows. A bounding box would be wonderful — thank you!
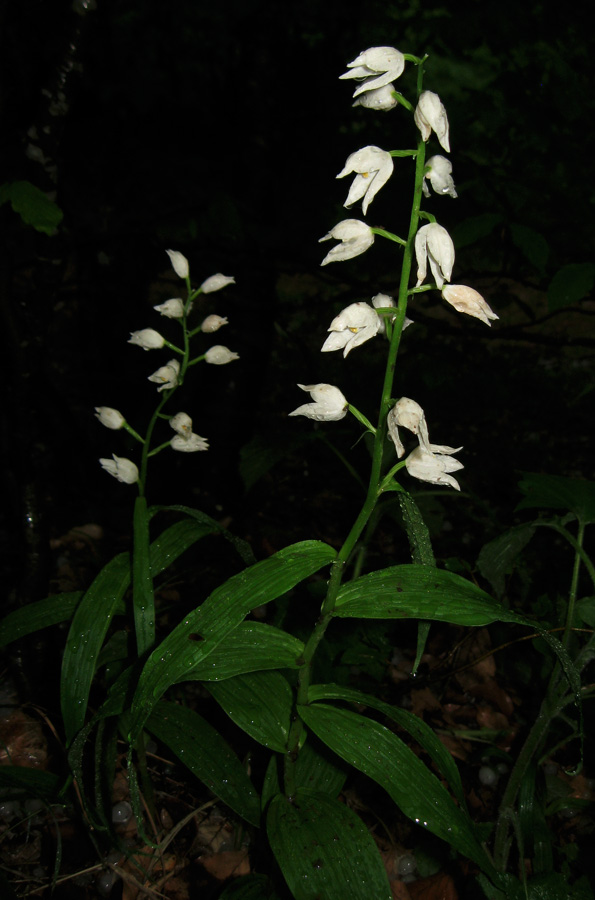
[96,251,237,656]
[285,57,431,789]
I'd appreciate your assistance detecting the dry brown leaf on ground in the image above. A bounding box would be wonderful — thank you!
[199,848,250,880]
[391,880,414,900]
[408,871,458,900]
[0,709,47,768]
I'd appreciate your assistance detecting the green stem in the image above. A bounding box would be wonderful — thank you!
[132,495,155,655]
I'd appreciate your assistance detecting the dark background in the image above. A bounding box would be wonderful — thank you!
[1,0,593,598]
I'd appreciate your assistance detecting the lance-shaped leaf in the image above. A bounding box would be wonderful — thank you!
[129,541,336,740]
[186,622,304,681]
[146,700,260,826]
[207,671,293,752]
[60,516,218,743]
[307,683,465,808]
[267,790,392,900]
[334,563,524,625]
[299,703,499,881]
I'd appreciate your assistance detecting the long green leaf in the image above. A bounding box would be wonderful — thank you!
[186,622,304,681]
[334,564,524,625]
[129,541,336,739]
[307,683,465,808]
[133,496,154,655]
[151,504,256,566]
[208,671,293,752]
[0,592,82,647]
[146,700,260,825]
[299,703,499,880]
[60,518,219,743]
[267,789,391,900]
[0,766,62,799]
[61,552,132,743]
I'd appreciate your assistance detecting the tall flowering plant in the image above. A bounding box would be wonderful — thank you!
[0,45,586,900]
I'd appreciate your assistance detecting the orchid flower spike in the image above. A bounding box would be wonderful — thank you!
[340,47,405,97]
[99,454,139,484]
[95,407,125,430]
[288,384,348,421]
[405,444,464,491]
[128,328,165,351]
[200,274,235,293]
[415,223,455,289]
[166,250,189,279]
[387,398,431,458]
[337,146,394,215]
[321,302,381,356]
[423,156,457,199]
[353,84,398,111]
[148,359,180,392]
[442,285,499,326]
[414,91,450,152]
[319,219,374,266]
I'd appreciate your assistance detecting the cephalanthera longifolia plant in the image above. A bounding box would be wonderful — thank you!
[0,45,590,900]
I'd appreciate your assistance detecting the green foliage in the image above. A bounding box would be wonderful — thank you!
[0,180,63,234]
[146,701,261,825]
[267,790,392,900]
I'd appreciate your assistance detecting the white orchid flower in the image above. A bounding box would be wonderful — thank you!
[321,302,381,357]
[95,407,125,430]
[387,398,431,458]
[166,250,189,279]
[200,314,228,333]
[171,433,209,452]
[442,285,499,326]
[353,83,398,111]
[200,274,235,293]
[405,444,464,491]
[205,345,239,365]
[169,412,193,437]
[128,328,165,351]
[423,156,457,199]
[153,298,184,318]
[414,91,450,152]
[99,454,139,484]
[319,219,374,266]
[337,146,394,216]
[288,384,348,422]
[148,359,180,392]
[415,223,455,289]
[340,47,405,96]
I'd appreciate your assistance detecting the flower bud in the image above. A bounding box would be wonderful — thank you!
[200,274,235,293]
[441,285,498,326]
[153,298,184,318]
[99,454,139,484]
[171,433,209,452]
[169,412,192,436]
[201,314,228,333]
[95,407,125,430]
[205,345,239,365]
[148,359,180,392]
[128,328,165,351]
[166,250,189,279]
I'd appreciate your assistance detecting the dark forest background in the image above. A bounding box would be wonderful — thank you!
[1,0,593,590]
